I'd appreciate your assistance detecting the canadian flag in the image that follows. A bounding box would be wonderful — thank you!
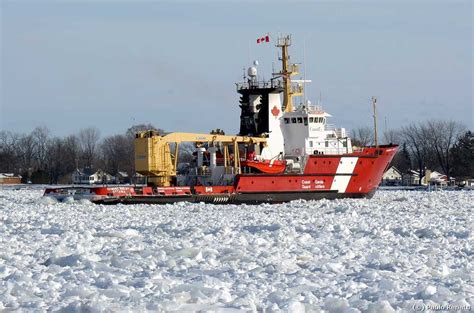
[257,34,270,43]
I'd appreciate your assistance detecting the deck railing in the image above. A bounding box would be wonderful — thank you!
[236,79,283,91]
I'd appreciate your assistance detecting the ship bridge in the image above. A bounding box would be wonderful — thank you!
[281,105,353,157]
[236,35,354,160]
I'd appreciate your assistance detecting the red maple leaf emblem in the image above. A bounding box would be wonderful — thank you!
[271,105,280,117]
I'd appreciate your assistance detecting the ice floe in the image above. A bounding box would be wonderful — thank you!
[0,188,472,311]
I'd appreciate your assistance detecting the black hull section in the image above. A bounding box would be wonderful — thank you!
[93,190,376,205]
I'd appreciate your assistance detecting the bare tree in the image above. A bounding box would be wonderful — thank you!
[0,131,20,173]
[47,135,80,183]
[382,129,400,145]
[390,142,412,181]
[125,124,164,138]
[45,137,64,184]
[32,126,50,170]
[100,134,132,175]
[178,142,196,163]
[426,120,465,176]
[78,127,101,168]
[63,135,80,170]
[401,123,428,185]
[351,127,374,147]
[16,133,37,180]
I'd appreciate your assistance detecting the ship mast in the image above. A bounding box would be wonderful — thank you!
[372,96,379,148]
[274,35,303,112]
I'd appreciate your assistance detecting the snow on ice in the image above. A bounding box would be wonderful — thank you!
[0,188,472,312]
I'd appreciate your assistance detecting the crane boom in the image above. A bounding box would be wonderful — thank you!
[134,131,267,186]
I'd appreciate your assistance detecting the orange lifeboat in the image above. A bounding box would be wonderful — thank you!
[241,159,286,174]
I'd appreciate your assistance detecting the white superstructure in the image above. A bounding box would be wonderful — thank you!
[260,92,285,159]
[237,35,354,163]
[281,105,352,157]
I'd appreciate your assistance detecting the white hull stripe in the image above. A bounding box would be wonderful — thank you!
[330,157,358,193]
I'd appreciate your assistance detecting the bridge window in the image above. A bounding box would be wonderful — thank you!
[291,118,297,123]
[284,118,290,124]
[297,117,303,123]
[309,117,314,123]
[304,117,308,125]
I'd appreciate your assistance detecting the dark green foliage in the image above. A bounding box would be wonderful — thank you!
[391,143,412,174]
[30,170,50,184]
[450,131,474,180]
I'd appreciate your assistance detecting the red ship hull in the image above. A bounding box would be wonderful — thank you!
[44,145,397,204]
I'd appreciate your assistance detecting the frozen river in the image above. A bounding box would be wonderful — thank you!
[0,188,472,312]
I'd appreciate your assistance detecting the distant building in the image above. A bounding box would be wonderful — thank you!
[72,168,114,184]
[404,170,421,186]
[72,168,94,184]
[381,166,402,186]
[0,173,22,185]
[131,172,147,185]
[461,179,474,188]
[422,171,454,186]
[117,171,130,184]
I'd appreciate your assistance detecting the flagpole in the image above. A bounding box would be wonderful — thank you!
[303,37,306,106]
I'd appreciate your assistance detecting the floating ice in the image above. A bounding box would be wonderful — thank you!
[0,188,472,311]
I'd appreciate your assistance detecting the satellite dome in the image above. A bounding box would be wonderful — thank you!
[248,66,257,77]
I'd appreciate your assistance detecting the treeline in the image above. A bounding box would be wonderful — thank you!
[1,119,473,185]
[0,124,163,184]
[351,120,473,184]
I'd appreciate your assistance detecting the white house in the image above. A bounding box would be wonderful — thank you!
[72,169,114,184]
[422,171,452,186]
[381,166,402,186]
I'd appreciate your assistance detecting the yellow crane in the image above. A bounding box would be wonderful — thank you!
[135,130,267,187]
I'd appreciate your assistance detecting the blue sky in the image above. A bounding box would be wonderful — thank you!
[1,0,472,137]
